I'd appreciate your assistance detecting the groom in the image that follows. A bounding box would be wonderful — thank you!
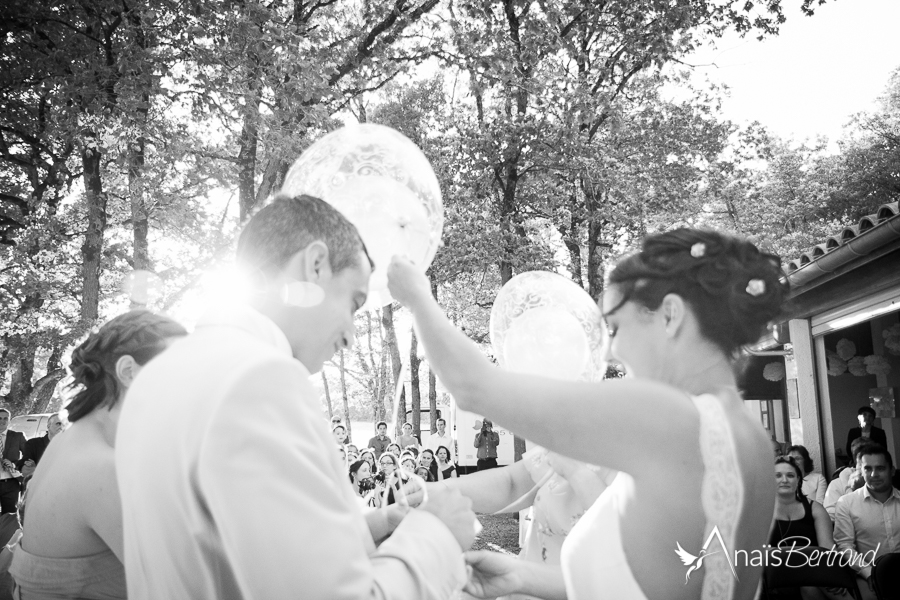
[116,194,474,599]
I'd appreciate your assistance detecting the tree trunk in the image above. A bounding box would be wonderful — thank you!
[27,368,66,414]
[381,303,405,436]
[585,185,610,301]
[409,330,421,440]
[7,346,35,415]
[80,137,107,327]
[321,371,333,419]
[339,350,351,441]
[428,367,438,434]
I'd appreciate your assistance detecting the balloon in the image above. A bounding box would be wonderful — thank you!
[490,271,605,381]
[281,124,443,308]
[120,270,164,306]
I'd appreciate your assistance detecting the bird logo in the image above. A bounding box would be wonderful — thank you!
[674,526,738,584]
[675,542,718,584]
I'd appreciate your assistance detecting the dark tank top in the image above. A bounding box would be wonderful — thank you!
[769,496,819,547]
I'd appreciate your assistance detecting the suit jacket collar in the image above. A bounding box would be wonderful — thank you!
[196,304,293,358]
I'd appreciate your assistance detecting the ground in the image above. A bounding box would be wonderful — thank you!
[471,512,521,555]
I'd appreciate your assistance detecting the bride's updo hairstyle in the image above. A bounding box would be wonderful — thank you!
[66,310,187,422]
[607,229,789,356]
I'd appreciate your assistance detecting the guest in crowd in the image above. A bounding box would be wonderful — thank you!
[386,443,402,459]
[349,459,379,508]
[426,418,456,464]
[367,421,392,459]
[378,452,399,478]
[346,443,359,458]
[420,449,439,482]
[338,445,347,465]
[770,457,833,549]
[772,438,784,458]
[787,445,827,505]
[114,194,474,599]
[332,424,350,446]
[397,423,419,451]
[823,439,873,520]
[20,413,65,483]
[406,447,420,460]
[845,406,887,460]
[400,455,417,473]
[0,410,26,516]
[474,419,500,471]
[9,310,186,600]
[834,446,900,600]
[415,467,435,483]
[359,449,377,475]
[769,457,835,600]
[436,446,457,480]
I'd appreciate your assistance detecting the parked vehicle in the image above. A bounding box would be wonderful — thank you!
[9,413,55,440]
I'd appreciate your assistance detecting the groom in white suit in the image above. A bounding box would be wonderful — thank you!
[115,194,474,600]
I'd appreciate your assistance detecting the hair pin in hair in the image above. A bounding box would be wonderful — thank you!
[690,242,706,258]
[746,279,766,297]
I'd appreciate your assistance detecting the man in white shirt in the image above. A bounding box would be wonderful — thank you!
[116,194,474,600]
[426,418,456,464]
[834,446,900,600]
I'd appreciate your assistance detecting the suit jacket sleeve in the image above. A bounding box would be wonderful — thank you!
[9,432,27,469]
[197,359,465,600]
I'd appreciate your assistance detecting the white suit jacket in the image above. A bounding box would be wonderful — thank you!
[115,305,466,599]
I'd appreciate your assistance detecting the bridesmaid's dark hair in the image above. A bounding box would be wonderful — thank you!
[607,229,789,356]
[65,310,187,422]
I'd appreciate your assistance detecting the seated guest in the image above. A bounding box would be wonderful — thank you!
[845,406,887,459]
[823,439,874,520]
[415,467,435,483]
[349,459,380,508]
[346,443,359,457]
[20,413,65,484]
[386,443,402,459]
[435,446,457,480]
[406,447,419,460]
[419,449,439,482]
[9,310,186,600]
[400,455,417,473]
[359,449,377,475]
[787,445,827,505]
[834,446,900,600]
[770,457,833,549]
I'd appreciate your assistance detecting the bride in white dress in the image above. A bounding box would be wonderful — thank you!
[387,228,788,600]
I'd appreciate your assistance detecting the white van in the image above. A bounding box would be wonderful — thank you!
[9,413,54,440]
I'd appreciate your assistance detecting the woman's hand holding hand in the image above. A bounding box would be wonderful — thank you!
[546,451,586,481]
[387,256,432,311]
[463,550,523,598]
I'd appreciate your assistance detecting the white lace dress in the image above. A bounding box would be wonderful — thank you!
[560,394,743,599]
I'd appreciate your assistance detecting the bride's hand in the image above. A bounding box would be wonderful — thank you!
[463,550,523,598]
[387,256,431,311]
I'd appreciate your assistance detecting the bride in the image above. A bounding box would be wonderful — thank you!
[387,228,788,600]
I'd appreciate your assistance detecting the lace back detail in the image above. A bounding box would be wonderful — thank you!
[692,394,743,600]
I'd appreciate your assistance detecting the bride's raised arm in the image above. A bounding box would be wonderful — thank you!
[387,256,698,476]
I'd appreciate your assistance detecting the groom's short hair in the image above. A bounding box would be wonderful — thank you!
[237,194,371,274]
